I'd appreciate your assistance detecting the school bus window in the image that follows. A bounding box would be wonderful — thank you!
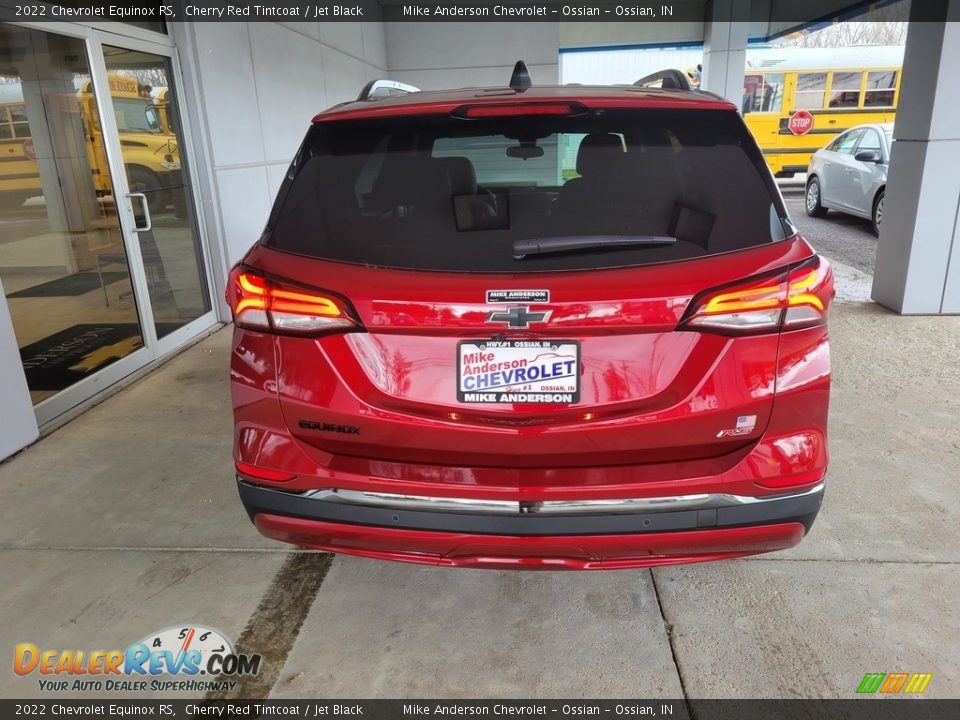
[742,73,784,114]
[0,108,11,139]
[113,97,161,133]
[864,71,897,107]
[10,105,31,138]
[829,72,862,108]
[795,72,827,109]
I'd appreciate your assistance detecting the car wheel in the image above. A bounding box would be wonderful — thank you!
[805,177,828,218]
[0,192,30,211]
[872,189,885,237]
[128,167,166,215]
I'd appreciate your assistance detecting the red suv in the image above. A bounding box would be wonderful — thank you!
[228,72,833,570]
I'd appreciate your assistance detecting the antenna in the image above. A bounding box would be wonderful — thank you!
[509,61,532,92]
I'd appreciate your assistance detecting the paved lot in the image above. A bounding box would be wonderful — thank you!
[782,185,879,274]
[1,252,958,700]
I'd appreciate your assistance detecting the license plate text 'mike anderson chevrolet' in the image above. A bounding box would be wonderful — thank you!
[458,339,581,404]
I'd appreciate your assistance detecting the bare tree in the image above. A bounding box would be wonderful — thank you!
[111,68,169,90]
[775,4,910,48]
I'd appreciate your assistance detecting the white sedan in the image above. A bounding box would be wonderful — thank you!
[805,123,892,236]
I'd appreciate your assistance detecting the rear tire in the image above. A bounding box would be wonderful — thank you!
[872,189,885,237]
[127,167,167,214]
[805,177,828,218]
[0,191,32,211]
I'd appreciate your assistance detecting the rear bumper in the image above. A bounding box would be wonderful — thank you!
[238,479,823,569]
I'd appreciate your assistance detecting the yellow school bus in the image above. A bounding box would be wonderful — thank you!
[0,73,179,208]
[0,85,40,208]
[742,46,903,177]
[153,87,177,136]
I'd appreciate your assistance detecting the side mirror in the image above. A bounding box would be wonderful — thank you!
[854,149,882,163]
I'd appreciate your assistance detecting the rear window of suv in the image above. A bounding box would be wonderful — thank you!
[265,108,789,273]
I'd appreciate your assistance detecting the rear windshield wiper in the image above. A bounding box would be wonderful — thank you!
[512,235,677,260]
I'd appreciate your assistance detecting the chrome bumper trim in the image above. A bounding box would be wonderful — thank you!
[299,483,825,516]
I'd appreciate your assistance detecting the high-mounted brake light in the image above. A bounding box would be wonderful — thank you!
[455,103,584,118]
[226,265,359,336]
[682,257,834,335]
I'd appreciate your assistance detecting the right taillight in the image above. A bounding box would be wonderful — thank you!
[681,257,834,335]
[226,265,360,336]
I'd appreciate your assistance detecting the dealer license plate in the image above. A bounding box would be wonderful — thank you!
[457,339,580,404]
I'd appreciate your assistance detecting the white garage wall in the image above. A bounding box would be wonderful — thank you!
[559,21,704,48]
[560,45,705,85]
[385,22,560,89]
[173,20,388,319]
[0,277,38,459]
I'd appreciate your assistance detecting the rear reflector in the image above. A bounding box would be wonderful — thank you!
[455,102,584,118]
[682,257,834,335]
[235,461,296,483]
[756,470,825,490]
[226,265,359,336]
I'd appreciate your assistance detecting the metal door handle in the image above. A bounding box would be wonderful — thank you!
[127,192,152,232]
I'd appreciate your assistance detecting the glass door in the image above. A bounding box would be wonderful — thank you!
[0,23,216,425]
[0,24,149,415]
[98,43,211,343]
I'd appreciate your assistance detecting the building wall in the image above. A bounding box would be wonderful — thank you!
[173,20,388,318]
[385,22,560,89]
[560,45,705,85]
[0,275,38,459]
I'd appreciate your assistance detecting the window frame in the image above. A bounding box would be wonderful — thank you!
[831,128,865,155]
[0,106,12,139]
[854,127,885,162]
[264,109,793,274]
[863,70,898,108]
[794,72,828,111]
[827,71,865,110]
[742,73,786,115]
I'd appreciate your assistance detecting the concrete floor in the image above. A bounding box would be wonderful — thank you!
[1,254,958,700]
[782,187,882,275]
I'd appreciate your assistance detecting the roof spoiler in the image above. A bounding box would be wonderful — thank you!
[634,69,692,91]
[357,79,421,101]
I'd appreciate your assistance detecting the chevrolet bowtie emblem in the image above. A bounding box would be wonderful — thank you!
[485,306,551,329]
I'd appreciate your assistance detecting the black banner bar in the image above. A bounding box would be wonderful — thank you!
[1,700,959,719]
[0,0,936,24]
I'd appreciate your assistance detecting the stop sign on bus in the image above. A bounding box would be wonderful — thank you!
[788,110,814,136]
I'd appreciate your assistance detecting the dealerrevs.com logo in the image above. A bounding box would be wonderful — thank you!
[14,625,261,693]
[856,672,933,695]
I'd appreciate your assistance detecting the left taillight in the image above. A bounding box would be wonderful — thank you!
[225,265,359,336]
[681,257,834,335]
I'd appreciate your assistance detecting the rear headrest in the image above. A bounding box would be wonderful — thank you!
[372,155,450,212]
[576,133,626,177]
[438,156,478,195]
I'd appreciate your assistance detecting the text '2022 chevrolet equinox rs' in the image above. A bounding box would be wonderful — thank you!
[228,67,834,570]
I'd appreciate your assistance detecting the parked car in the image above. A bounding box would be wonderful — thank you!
[227,69,835,570]
[805,123,892,236]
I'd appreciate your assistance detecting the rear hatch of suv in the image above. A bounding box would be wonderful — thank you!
[231,100,828,489]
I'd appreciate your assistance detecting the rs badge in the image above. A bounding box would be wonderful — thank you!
[717,415,757,438]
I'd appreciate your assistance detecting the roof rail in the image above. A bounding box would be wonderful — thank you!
[357,79,421,101]
[634,69,692,91]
